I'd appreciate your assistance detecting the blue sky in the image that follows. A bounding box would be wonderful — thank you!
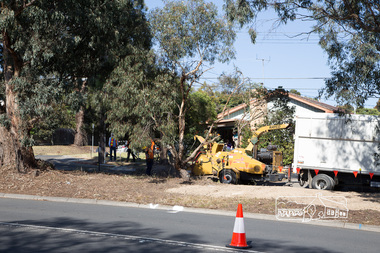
[145,0,376,108]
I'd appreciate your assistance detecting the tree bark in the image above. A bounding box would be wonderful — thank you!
[1,39,37,172]
[0,127,36,172]
[97,110,106,166]
[74,107,88,146]
[74,80,88,146]
[175,77,187,172]
[159,145,169,165]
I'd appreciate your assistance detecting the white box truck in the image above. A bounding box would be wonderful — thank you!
[293,113,380,190]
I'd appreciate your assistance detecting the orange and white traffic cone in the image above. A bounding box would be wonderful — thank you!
[226,203,252,249]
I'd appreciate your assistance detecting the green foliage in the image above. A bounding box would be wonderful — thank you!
[240,124,253,148]
[212,92,245,114]
[186,90,217,138]
[105,49,178,149]
[356,108,380,116]
[30,104,76,144]
[1,0,151,147]
[314,1,380,107]
[289,89,301,96]
[150,0,236,70]
[225,0,262,43]
[336,104,355,114]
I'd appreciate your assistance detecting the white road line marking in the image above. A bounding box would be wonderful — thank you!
[0,222,263,252]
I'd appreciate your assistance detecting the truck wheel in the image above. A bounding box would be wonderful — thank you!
[311,174,334,190]
[219,169,237,184]
[299,171,310,188]
[327,175,335,190]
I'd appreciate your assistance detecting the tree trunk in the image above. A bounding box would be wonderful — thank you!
[175,74,188,173]
[175,98,186,172]
[74,107,88,146]
[160,145,169,165]
[0,126,36,172]
[97,110,106,166]
[74,80,88,146]
[1,33,37,172]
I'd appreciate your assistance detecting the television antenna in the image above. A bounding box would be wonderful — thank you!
[256,56,271,85]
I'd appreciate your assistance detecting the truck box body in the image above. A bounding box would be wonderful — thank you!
[294,113,380,176]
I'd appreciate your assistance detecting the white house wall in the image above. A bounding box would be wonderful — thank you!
[222,109,251,120]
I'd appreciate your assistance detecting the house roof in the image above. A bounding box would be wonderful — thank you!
[289,93,339,113]
[217,93,340,120]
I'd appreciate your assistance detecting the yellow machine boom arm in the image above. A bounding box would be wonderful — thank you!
[245,123,290,154]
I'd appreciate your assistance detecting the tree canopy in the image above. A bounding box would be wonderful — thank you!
[0,0,151,170]
[150,0,236,68]
[224,0,380,107]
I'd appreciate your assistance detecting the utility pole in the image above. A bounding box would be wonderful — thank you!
[256,56,270,86]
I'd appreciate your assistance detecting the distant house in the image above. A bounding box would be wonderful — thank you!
[216,92,340,142]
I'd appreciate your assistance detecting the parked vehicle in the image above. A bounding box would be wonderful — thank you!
[294,113,380,190]
[191,124,290,184]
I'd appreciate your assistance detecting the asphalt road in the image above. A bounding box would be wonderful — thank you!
[0,197,379,253]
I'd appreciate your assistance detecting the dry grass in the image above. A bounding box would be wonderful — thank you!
[33,145,93,156]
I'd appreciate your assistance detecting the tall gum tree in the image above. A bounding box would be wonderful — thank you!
[1,0,59,171]
[64,1,151,147]
[149,0,236,173]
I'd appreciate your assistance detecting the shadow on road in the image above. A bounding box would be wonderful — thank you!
[0,217,209,253]
[0,217,344,253]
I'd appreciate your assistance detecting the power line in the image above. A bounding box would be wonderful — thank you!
[200,77,328,80]
[255,41,319,45]
[236,30,321,44]
[194,83,322,91]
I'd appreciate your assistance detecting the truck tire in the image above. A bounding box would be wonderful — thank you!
[311,174,334,190]
[219,169,237,184]
[299,171,310,188]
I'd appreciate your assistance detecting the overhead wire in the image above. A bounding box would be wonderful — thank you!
[237,30,321,44]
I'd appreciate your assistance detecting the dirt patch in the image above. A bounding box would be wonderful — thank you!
[0,145,379,226]
[166,184,380,211]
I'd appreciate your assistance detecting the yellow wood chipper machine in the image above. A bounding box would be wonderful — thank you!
[191,124,290,184]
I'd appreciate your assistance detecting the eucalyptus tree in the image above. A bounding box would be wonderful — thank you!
[0,0,151,171]
[105,0,236,173]
[224,0,380,107]
[150,0,237,172]
[104,48,178,152]
[54,0,151,147]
